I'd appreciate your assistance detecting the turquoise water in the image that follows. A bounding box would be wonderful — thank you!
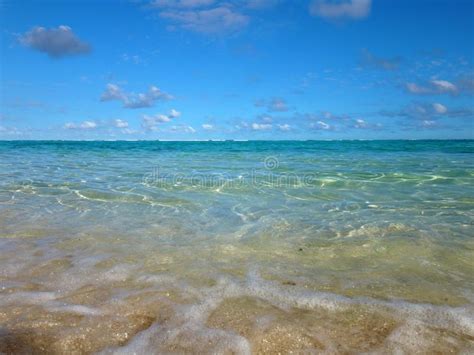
[0,140,473,353]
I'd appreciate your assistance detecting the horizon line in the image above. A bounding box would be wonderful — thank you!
[0,139,473,142]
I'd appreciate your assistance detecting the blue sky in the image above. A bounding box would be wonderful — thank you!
[1,0,473,140]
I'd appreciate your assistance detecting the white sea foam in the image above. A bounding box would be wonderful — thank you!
[96,268,474,353]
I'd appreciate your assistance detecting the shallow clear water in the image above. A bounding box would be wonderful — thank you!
[0,140,473,353]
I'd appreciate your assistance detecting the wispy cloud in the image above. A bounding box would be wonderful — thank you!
[169,124,196,133]
[150,0,216,9]
[277,123,291,131]
[309,0,371,20]
[405,79,458,95]
[202,123,214,130]
[251,123,272,130]
[64,120,98,130]
[310,120,331,130]
[18,26,91,58]
[159,5,249,34]
[377,102,474,122]
[113,119,129,128]
[361,49,401,71]
[352,118,382,130]
[244,0,280,9]
[457,75,474,94]
[432,103,447,114]
[255,97,288,112]
[100,83,173,109]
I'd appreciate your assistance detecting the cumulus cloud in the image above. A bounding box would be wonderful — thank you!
[101,84,127,101]
[18,26,91,58]
[169,108,181,118]
[160,5,249,34]
[64,120,97,130]
[405,79,458,95]
[309,0,371,20]
[361,49,401,71]
[141,109,181,130]
[100,84,173,109]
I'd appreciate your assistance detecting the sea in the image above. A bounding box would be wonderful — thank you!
[0,140,473,353]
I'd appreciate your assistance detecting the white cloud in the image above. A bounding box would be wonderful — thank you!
[322,111,333,119]
[235,122,249,130]
[258,114,273,123]
[169,108,181,118]
[101,84,126,101]
[81,121,97,129]
[141,109,181,130]
[160,5,249,34]
[422,120,436,127]
[150,0,215,8]
[142,114,171,131]
[114,119,129,128]
[251,123,272,130]
[361,49,400,71]
[255,97,288,112]
[406,83,431,94]
[245,0,279,9]
[309,0,371,20]
[170,124,196,133]
[0,126,22,136]
[18,26,91,58]
[432,103,447,114]
[277,123,291,131]
[119,128,137,134]
[269,98,288,112]
[121,53,142,65]
[101,83,173,109]
[64,120,98,130]
[352,118,381,129]
[406,80,458,95]
[312,121,331,130]
[379,102,463,121]
[431,80,457,93]
[202,123,214,130]
[354,119,367,128]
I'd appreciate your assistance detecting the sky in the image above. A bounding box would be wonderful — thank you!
[0,0,473,140]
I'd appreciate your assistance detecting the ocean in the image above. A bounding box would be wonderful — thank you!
[0,140,473,353]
